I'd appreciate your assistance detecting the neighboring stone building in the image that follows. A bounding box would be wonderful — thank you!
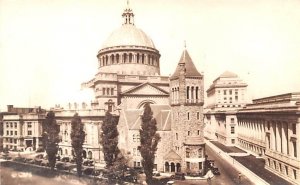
[1,105,45,151]
[237,92,300,185]
[52,103,105,163]
[204,71,248,146]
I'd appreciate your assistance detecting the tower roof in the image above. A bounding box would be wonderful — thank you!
[170,49,202,80]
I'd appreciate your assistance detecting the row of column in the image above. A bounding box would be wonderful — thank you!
[238,119,298,158]
[238,120,265,142]
[99,52,159,67]
[171,86,201,104]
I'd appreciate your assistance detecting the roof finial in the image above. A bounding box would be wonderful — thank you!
[184,40,187,49]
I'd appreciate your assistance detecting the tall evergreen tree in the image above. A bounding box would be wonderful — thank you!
[139,103,161,185]
[70,113,85,176]
[100,111,122,178]
[42,111,60,170]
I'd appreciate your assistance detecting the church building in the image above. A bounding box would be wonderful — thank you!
[81,3,206,174]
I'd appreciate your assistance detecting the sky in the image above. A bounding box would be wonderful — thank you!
[1,0,300,110]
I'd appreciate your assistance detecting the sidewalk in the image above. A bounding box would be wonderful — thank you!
[209,140,291,185]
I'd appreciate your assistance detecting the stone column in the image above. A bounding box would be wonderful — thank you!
[276,121,281,153]
[282,122,288,155]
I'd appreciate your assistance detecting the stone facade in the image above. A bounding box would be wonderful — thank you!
[204,71,247,146]
[2,106,45,152]
[237,92,300,185]
[52,106,105,162]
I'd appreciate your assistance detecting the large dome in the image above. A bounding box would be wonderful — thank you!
[102,24,155,49]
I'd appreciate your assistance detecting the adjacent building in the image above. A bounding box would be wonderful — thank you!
[237,92,300,184]
[204,71,248,146]
[2,105,45,151]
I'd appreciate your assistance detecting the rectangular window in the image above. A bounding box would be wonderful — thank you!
[293,169,297,179]
[10,131,13,135]
[229,90,232,95]
[27,122,32,128]
[231,118,235,123]
[10,122,13,127]
[285,166,288,175]
[197,130,200,135]
[267,158,270,166]
[14,122,17,128]
[224,90,227,95]
[293,141,297,157]
[197,112,200,120]
[10,138,12,143]
[231,126,235,134]
[15,131,17,135]
[14,139,17,144]
[28,130,32,135]
[235,96,238,101]
[111,88,114,96]
[6,123,9,128]
[186,162,190,170]
[273,161,276,169]
[137,162,140,167]
[7,131,9,135]
[279,163,282,172]
[188,131,190,136]
[102,88,105,95]
[231,139,235,144]
[134,161,136,167]
[199,162,202,170]
[187,112,190,120]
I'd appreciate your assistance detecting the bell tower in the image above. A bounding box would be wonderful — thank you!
[169,47,206,174]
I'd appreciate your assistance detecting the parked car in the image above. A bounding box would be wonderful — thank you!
[13,156,26,163]
[211,167,220,175]
[61,156,70,162]
[174,172,185,180]
[40,159,49,167]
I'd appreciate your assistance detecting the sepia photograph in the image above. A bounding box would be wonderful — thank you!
[0,0,299,184]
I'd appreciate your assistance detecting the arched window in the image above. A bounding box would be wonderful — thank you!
[176,133,178,140]
[123,53,127,63]
[111,55,114,64]
[129,53,133,63]
[187,86,190,100]
[142,54,145,64]
[105,55,108,65]
[106,88,110,95]
[102,88,105,95]
[196,86,199,100]
[137,53,140,63]
[116,54,119,63]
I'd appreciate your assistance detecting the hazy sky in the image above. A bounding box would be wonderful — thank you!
[1,0,300,110]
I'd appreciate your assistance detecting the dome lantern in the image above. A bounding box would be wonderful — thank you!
[122,0,134,25]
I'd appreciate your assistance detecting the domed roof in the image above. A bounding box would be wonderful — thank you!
[102,24,155,49]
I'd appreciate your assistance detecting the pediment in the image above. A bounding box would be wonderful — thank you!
[121,82,169,96]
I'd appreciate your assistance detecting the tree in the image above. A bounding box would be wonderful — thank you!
[100,111,123,180]
[139,103,161,185]
[70,113,85,176]
[42,111,60,170]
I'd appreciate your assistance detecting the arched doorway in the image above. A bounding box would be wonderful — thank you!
[171,162,175,172]
[165,162,170,172]
[82,150,87,159]
[88,151,92,159]
[176,163,181,172]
